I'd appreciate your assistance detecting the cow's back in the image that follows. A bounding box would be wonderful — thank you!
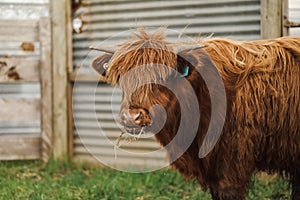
[203,37,300,172]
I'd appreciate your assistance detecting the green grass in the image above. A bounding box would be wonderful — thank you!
[0,159,290,200]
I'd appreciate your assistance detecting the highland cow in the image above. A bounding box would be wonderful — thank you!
[91,29,300,200]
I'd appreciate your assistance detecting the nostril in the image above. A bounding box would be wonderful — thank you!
[120,108,152,127]
[134,112,142,121]
[120,110,140,125]
[121,111,127,120]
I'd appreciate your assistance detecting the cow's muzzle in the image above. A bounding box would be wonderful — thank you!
[120,108,152,135]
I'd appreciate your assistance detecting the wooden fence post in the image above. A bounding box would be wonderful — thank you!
[282,0,290,36]
[261,0,283,39]
[50,0,69,158]
[39,17,53,162]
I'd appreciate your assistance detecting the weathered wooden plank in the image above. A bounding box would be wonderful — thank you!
[282,0,290,36]
[0,127,40,135]
[39,17,53,162]
[66,0,74,156]
[51,0,69,158]
[0,20,38,28]
[261,0,283,39]
[0,83,40,99]
[0,51,39,58]
[0,42,40,57]
[0,98,40,122]
[0,57,40,82]
[68,83,74,157]
[0,20,39,42]
[66,1,73,74]
[0,121,40,128]
[0,135,41,160]
[1,0,48,3]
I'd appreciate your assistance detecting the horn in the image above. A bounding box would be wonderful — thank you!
[89,45,115,54]
[174,44,205,53]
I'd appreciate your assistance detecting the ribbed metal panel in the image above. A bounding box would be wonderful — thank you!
[73,0,261,68]
[73,83,167,167]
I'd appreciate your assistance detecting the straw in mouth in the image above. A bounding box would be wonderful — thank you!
[114,127,145,159]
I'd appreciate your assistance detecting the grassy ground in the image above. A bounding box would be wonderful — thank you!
[0,159,290,200]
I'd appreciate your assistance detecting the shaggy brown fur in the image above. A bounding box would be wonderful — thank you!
[91,29,300,200]
[102,28,177,106]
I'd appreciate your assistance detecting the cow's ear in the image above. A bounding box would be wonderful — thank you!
[91,53,112,76]
[175,44,204,77]
[176,54,192,78]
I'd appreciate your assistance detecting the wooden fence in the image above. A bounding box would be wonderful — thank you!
[0,18,52,161]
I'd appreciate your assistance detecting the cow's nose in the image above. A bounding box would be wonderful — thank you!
[120,108,151,127]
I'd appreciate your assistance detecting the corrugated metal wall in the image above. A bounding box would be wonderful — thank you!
[73,0,261,69]
[289,0,300,36]
[72,0,262,167]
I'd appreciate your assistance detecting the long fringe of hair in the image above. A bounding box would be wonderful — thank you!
[105,28,179,105]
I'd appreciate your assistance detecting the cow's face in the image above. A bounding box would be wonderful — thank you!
[90,29,203,136]
[91,49,184,136]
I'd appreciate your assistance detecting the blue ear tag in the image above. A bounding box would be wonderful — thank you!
[180,65,189,77]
